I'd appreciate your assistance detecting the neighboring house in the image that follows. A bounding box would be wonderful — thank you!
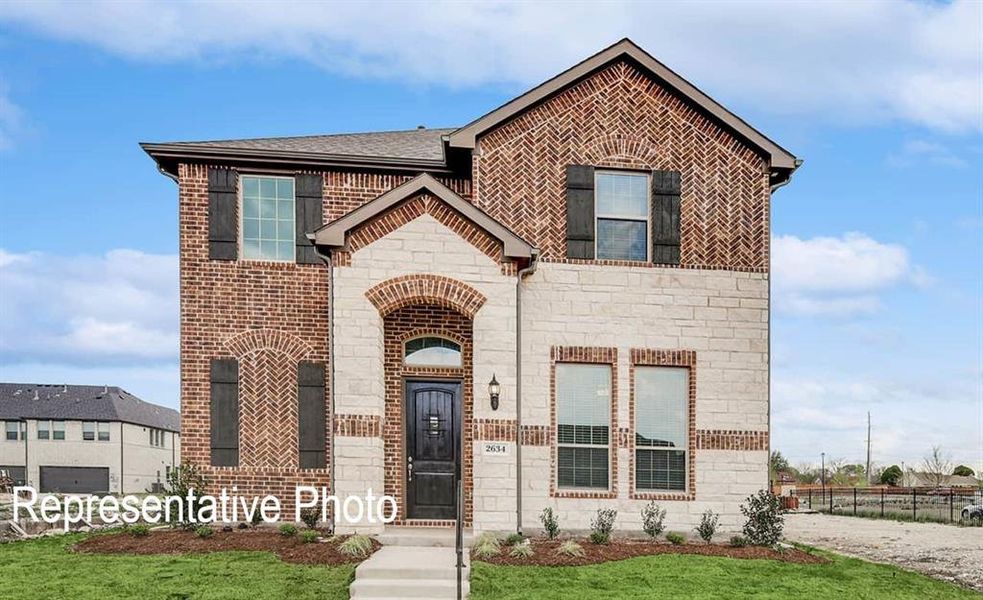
[910,472,982,489]
[143,39,799,533]
[0,383,180,494]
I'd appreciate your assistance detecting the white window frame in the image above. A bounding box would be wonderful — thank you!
[4,421,21,442]
[51,420,65,441]
[37,420,49,440]
[594,170,651,262]
[98,422,111,442]
[239,174,296,263]
[403,335,463,368]
[633,366,689,493]
[82,421,96,441]
[555,363,613,491]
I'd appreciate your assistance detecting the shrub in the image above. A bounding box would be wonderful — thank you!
[195,525,214,539]
[640,502,667,538]
[588,531,609,545]
[279,524,298,537]
[237,522,249,530]
[555,540,586,557]
[300,507,320,529]
[729,535,748,548]
[539,507,560,540]
[696,509,719,544]
[473,533,501,559]
[504,533,525,546]
[164,464,208,530]
[509,543,534,558]
[299,530,319,544]
[338,534,373,558]
[666,531,685,545]
[250,509,263,527]
[590,508,617,540]
[129,524,150,537]
[740,490,784,546]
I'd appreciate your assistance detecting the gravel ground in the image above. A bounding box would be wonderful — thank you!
[784,512,983,592]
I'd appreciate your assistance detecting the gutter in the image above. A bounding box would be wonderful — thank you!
[312,243,337,533]
[515,249,540,534]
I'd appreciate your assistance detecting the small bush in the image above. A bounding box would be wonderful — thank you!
[129,524,150,537]
[696,509,719,544]
[539,507,560,540]
[279,524,298,537]
[195,525,214,539]
[473,532,501,559]
[590,508,617,540]
[640,501,667,538]
[299,530,319,544]
[164,464,208,530]
[588,531,609,545]
[250,509,263,526]
[509,543,534,558]
[338,534,373,558]
[740,490,784,546]
[729,535,748,548]
[300,507,320,529]
[666,531,685,545]
[504,533,525,546]
[555,540,586,557]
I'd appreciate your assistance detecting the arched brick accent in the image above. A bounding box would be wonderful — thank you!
[582,132,661,169]
[365,274,487,319]
[223,328,314,362]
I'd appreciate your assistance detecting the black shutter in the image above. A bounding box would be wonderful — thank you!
[295,174,323,265]
[651,170,681,265]
[210,358,239,466]
[297,361,326,469]
[566,165,595,259]
[208,168,238,260]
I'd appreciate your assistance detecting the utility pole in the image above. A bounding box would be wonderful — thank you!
[865,411,871,485]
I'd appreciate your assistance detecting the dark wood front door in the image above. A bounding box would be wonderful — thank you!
[405,380,460,520]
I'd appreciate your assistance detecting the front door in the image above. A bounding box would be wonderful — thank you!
[405,380,460,519]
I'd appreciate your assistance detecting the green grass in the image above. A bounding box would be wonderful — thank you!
[0,533,354,600]
[470,551,979,600]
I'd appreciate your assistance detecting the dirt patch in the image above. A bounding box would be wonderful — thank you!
[474,538,827,567]
[74,528,379,567]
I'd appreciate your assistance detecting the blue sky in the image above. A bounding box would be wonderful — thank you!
[0,1,980,472]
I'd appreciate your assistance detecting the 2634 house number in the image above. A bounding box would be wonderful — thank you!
[482,443,508,456]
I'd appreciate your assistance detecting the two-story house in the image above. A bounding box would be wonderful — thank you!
[143,39,798,534]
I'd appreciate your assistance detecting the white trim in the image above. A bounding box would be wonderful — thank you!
[633,365,689,494]
[238,174,297,263]
[594,170,651,262]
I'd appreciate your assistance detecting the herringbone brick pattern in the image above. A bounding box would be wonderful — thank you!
[473,60,770,270]
[366,274,487,318]
[238,347,299,468]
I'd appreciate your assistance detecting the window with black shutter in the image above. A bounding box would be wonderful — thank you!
[650,170,681,265]
[208,168,238,260]
[210,358,239,467]
[297,361,326,469]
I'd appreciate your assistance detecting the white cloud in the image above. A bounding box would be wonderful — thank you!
[772,233,927,317]
[0,0,980,132]
[887,139,969,168]
[0,83,25,151]
[0,248,178,365]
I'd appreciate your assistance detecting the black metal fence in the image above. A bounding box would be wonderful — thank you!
[790,487,983,524]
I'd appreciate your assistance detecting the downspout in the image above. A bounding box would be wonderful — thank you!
[313,244,336,533]
[515,249,540,535]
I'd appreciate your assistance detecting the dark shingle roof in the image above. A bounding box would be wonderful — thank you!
[0,383,180,432]
[162,127,455,162]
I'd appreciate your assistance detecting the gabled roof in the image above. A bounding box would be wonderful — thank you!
[311,173,536,259]
[0,383,180,433]
[448,38,799,174]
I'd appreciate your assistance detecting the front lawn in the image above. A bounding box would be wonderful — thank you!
[470,551,978,599]
[0,533,354,600]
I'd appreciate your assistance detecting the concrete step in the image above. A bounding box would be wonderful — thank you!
[349,578,469,599]
[352,546,470,599]
[376,526,473,548]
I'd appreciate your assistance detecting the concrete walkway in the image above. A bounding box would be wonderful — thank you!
[351,528,471,599]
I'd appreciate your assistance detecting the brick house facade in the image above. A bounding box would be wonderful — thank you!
[144,39,798,534]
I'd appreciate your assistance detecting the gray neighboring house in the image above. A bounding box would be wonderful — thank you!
[0,383,180,494]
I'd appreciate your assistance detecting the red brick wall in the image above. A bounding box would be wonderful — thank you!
[473,60,771,270]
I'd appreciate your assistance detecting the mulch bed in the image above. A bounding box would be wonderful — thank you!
[476,538,828,567]
[74,528,380,567]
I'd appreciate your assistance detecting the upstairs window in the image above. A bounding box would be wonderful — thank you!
[556,363,611,490]
[4,421,21,441]
[635,366,689,492]
[595,171,649,261]
[98,422,111,442]
[404,337,462,367]
[37,420,49,440]
[83,421,95,441]
[52,420,65,441]
[241,175,295,262]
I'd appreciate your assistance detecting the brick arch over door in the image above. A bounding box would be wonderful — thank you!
[366,274,487,319]
[223,328,316,469]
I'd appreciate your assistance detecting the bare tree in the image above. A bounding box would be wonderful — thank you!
[921,445,952,488]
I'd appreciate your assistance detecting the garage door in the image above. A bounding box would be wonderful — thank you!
[39,466,110,494]
[1,465,26,486]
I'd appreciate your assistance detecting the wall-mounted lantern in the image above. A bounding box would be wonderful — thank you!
[488,374,501,411]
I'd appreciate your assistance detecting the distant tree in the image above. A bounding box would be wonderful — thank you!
[952,465,975,477]
[880,465,903,486]
[922,446,952,488]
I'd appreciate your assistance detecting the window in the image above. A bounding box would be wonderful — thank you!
[635,366,689,492]
[241,175,295,261]
[556,363,611,489]
[404,337,462,367]
[149,428,165,447]
[37,420,49,440]
[98,422,110,442]
[595,171,649,261]
[4,421,21,441]
[52,421,65,441]
[82,421,95,441]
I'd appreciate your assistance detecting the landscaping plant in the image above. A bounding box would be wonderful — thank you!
[666,531,685,545]
[299,508,320,530]
[508,543,534,559]
[740,490,784,546]
[338,534,372,558]
[195,525,214,539]
[696,509,719,544]
[729,535,748,548]
[473,533,501,559]
[554,540,586,558]
[640,501,667,538]
[164,464,207,530]
[589,508,617,545]
[279,524,298,537]
[539,507,560,540]
[299,530,319,544]
[129,524,150,537]
[504,533,525,546]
